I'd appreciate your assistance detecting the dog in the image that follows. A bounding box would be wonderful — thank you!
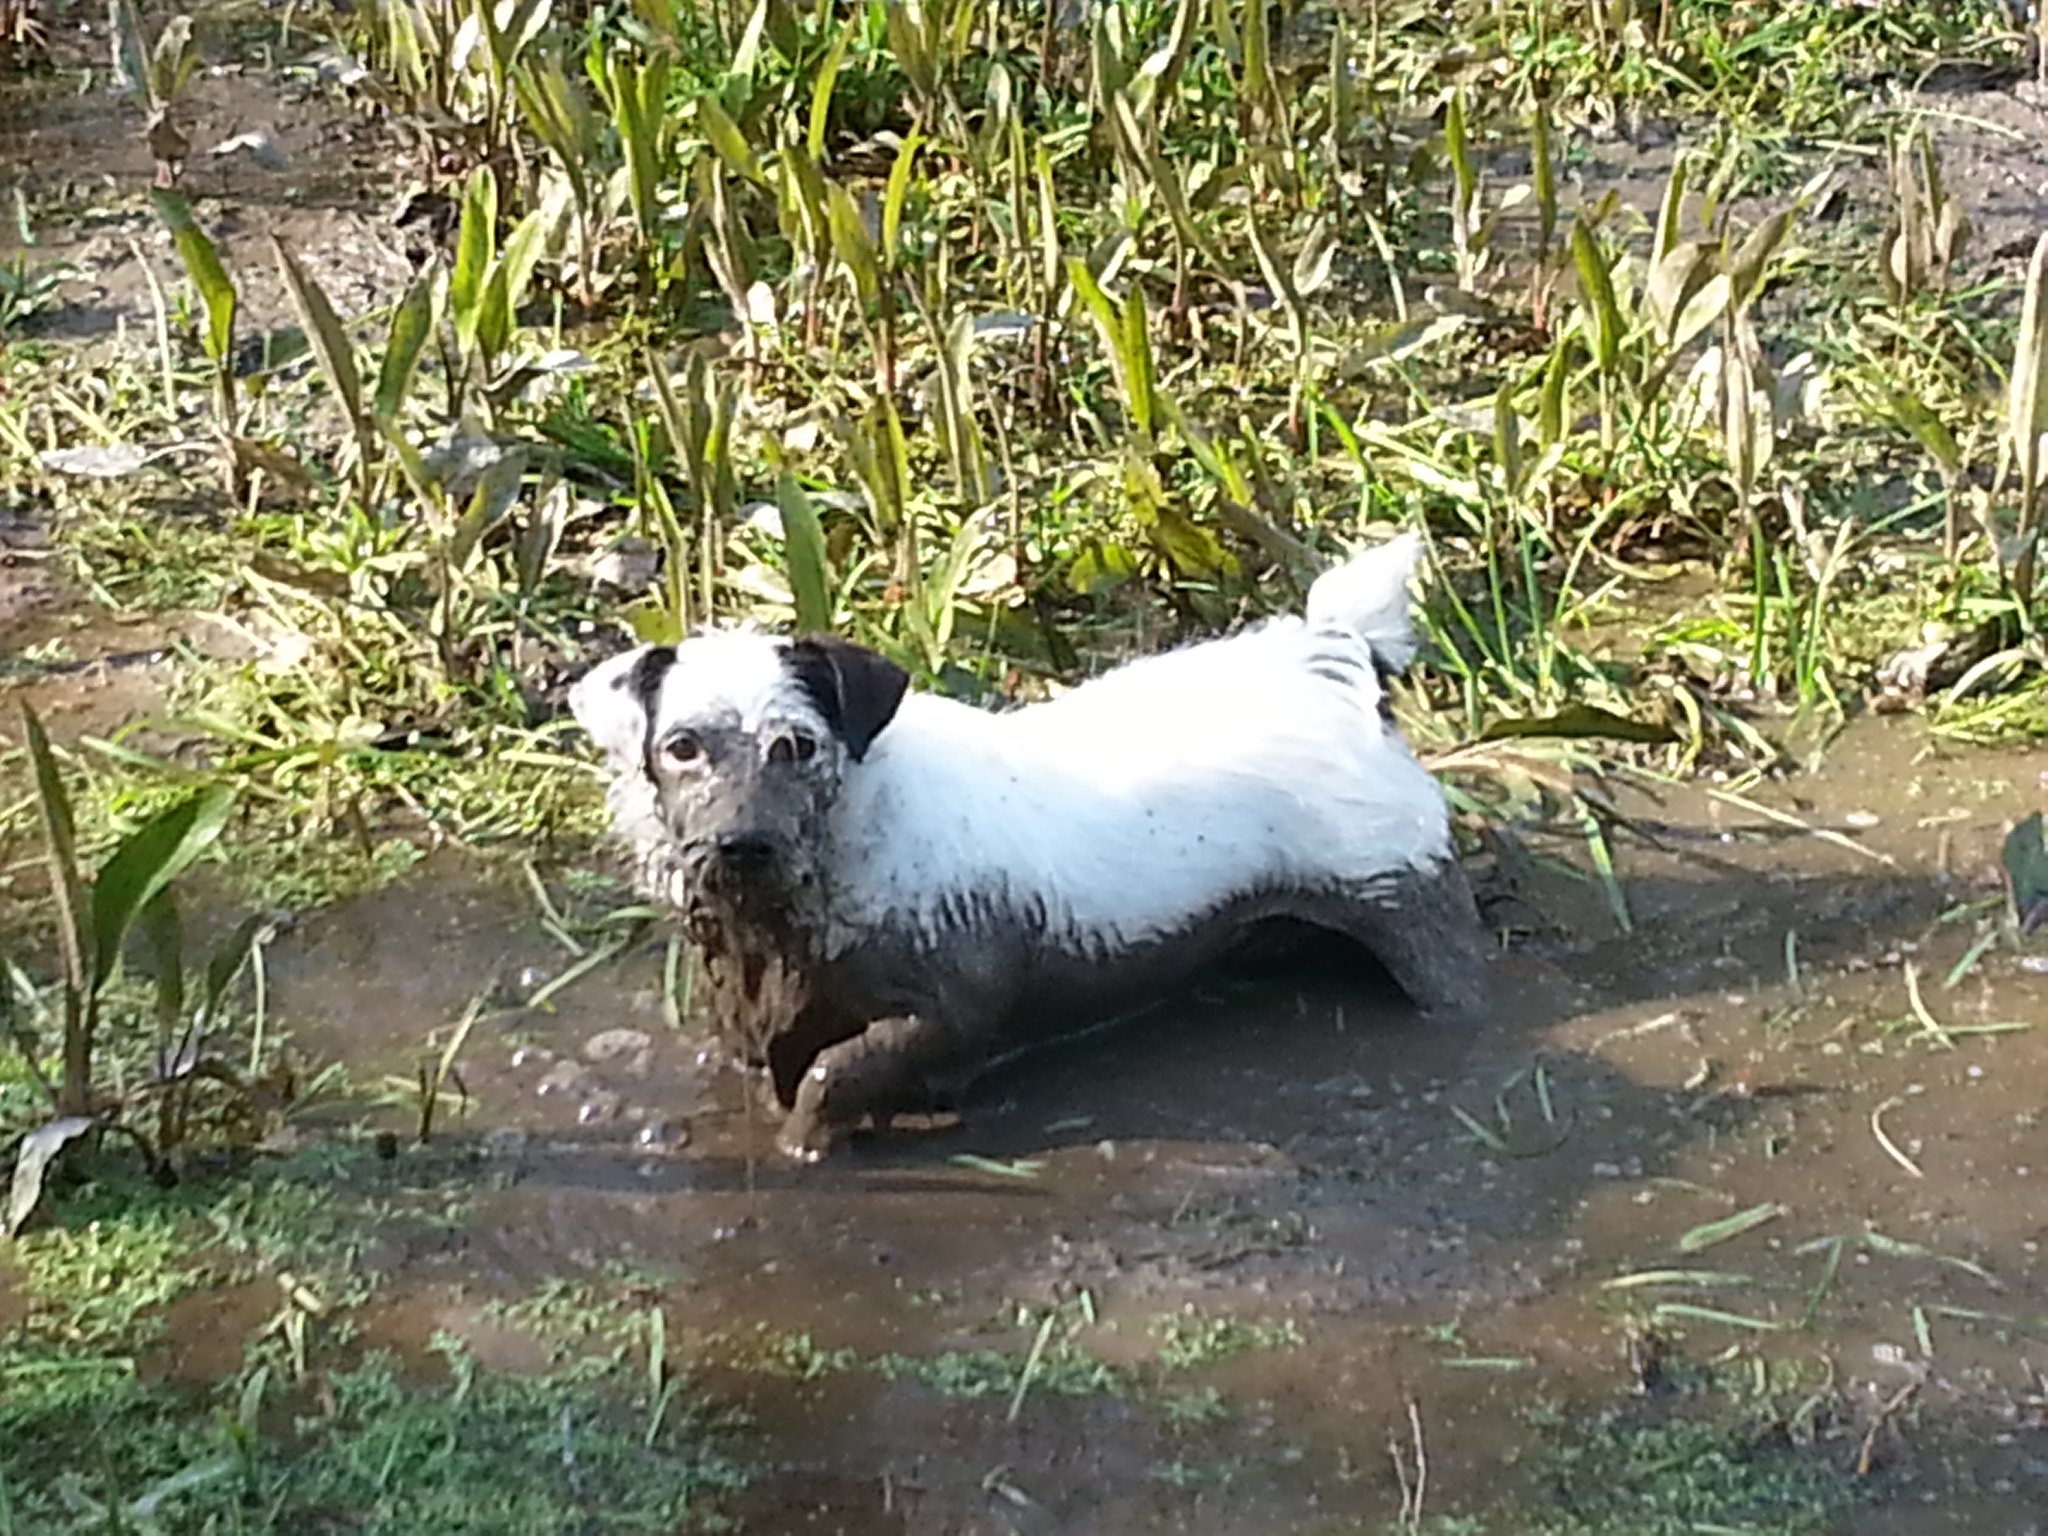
[570,531,1488,1160]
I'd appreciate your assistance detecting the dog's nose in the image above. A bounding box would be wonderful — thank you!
[711,831,779,869]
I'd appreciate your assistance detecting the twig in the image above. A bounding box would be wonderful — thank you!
[1869,1096,1924,1180]
[1388,1396,1428,1534]
[1704,787,1898,867]
[1005,1308,1061,1425]
[1902,963,1955,1049]
[1855,1379,1919,1477]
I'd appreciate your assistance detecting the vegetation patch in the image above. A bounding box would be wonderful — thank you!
[1520,1398,1859,1536]
[4,0,2047,1526]
[0,1344,748,1535]
[0,1153,744,1533]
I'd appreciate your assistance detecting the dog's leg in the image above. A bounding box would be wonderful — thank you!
[1331,861,1491,1021]
[777,1013,967,1161]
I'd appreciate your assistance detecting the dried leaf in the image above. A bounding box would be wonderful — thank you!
[6,1116,96,1237]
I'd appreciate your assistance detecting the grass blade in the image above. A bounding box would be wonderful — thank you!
[1570,220,1622,378]
[271,237,362,428]
[1676,1202,1785,1254]
[20,706,91,1001]
[450,165,499,351]
[150,190,236,366]
[374,275,434,423]
[777,474,834,634]
[88,784,237,994]
[806,18,856,159]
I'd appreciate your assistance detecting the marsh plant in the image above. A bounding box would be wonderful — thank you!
[1,708,285,1231]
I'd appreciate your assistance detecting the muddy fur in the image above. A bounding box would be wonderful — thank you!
[570,533,1489,1159]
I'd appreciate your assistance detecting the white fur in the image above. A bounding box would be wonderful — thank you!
[573,532,1453,960]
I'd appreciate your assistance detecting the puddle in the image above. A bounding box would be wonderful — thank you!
[223,713,2048,1530]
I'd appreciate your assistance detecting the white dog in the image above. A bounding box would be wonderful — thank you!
[571,531,1487,1159]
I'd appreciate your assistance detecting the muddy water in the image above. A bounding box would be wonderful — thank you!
[242,715,2048,1533]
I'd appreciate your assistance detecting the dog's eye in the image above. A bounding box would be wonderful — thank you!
[768,731,819,766]
[661,731,705,766]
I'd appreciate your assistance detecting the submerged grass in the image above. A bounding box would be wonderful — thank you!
[1519,1399,1856,1536]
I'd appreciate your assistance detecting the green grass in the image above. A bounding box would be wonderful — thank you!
[0,1345,748,1534]
[1520,1400,1856,1536]
[749,1300,1307,1403]
[1362,1387,1860,1536]
[0,1150,744,1532]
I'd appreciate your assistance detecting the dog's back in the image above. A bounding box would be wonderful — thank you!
[827,534,1453,958]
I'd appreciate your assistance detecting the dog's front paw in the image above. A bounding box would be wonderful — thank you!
[776,1104,840,1162]
[778,1064,844,1161]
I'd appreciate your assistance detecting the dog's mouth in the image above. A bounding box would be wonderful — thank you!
[681,854,816,939]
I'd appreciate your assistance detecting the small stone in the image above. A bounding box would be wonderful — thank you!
[536,1060,588,1096]
[1592,1161,1623,1178]
[584,1028,654,1063]
[578,1090,623,1124]
[1843,810,1881,829]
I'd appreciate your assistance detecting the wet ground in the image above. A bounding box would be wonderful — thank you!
[1,5,415,350]
[230,713,2048,1535]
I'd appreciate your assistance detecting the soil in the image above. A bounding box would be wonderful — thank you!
[1,5,416,352]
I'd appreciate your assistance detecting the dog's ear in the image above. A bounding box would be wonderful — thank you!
[783,636,909,763]
[570,645,676,769]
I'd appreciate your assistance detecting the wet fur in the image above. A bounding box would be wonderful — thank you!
[571,532,1488,1158]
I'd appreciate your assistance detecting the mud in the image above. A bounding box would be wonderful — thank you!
[0,524,264,765]
[233,714,2048,1533]
[1,11,415,351]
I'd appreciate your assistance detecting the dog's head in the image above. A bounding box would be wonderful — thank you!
[570,631,909,929]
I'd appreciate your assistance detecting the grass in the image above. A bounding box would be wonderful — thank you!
[0,1147,747,1532]
[4,0,2047,1527]
[1517,1398,1856,1536]
[0,1345,748,1534]
[748,1296,1304,1404]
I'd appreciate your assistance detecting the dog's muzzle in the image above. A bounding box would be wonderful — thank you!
[679,829,805,925]
[684,830,784,883]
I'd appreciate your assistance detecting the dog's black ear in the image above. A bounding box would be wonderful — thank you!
[783,636,910,762]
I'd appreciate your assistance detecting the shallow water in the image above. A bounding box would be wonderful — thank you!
[228,714,2048,1533]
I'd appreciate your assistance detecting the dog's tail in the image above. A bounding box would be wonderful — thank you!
[1304,530,1424,675]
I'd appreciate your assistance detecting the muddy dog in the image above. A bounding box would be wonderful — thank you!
[571,531,1488,1160]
